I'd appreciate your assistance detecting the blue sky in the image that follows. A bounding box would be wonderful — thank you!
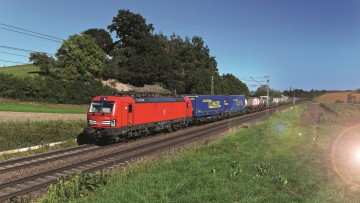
[0,0,359,91]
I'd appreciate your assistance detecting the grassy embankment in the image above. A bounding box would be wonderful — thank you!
[0,120,86,160]
[37,103,360,202]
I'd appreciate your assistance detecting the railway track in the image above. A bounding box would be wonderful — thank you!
[0,104,293,202]
[0,144,97,174]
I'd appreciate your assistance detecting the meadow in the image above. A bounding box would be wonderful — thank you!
[0,98,87,114]
[0,64,40,77]
[37,103,360,202]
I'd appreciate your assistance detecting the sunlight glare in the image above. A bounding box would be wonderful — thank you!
[353,148,360,164]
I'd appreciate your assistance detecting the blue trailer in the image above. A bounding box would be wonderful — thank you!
[183,95,227,119]
[226,95,246,115]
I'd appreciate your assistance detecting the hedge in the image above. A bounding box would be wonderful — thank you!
[0,73,116,104]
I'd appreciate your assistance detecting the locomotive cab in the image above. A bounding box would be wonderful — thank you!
[80,96,135,144]
[88,98,116,127]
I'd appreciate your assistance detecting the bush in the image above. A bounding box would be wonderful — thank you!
[0,73,116,104]
[41,172,111,203]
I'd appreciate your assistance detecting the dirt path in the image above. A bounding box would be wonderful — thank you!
[300,103,326,125]
[0,111,86,122]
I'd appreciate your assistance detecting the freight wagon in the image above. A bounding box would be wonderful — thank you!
[246,97,260,112]
[226,95,247,115]
[183,95,227,123]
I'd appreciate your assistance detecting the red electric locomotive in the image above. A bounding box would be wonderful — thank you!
[78,95,193,144]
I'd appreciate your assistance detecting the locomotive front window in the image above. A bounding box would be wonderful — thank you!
[89,102,101,112]
[89,101,115,113]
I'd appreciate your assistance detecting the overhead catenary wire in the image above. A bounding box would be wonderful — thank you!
[0,22,64,41]
[0,59,27,64]
[241,79,266,83]
[0,51,28,57]
[0,45,55,56]
[0,26,63,43]
[238,76,267,79]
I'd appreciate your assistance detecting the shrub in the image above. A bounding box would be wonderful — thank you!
[41,172,111,203]
[0,73,116,104]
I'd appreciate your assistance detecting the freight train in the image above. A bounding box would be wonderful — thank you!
[77,93,298,144]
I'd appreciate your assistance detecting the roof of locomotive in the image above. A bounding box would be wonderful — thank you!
[91,96,189,103]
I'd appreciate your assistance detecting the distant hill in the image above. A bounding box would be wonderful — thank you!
[0,64,40,77]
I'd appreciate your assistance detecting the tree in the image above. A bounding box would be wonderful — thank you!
[56,34,107,81]
[83,28,113,55]
[102,53,130,81]
[29,52,56,75]
[255,85,282,97]
[163,35,221,94]
[108,9,154,46]
[106,9,159,86]
[219,73,249,95]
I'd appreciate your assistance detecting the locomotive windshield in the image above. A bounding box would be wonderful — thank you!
[89,101,115,113]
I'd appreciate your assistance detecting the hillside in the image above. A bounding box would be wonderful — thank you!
[0,64,40,77]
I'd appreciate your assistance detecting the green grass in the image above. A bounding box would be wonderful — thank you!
[0,120,86,153]
[0,98,88,114]
[0,102,87,114]
[0,64,40,77]
[47,104,355,203]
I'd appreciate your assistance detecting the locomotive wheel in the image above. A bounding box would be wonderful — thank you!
[171,123,178,131]
[77,133,89,145]
[167,125,173,133]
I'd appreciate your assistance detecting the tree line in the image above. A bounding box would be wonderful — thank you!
[30,9,250,96]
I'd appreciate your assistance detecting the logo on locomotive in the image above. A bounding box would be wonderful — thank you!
[203,99,221,108]
[233,99,243,106]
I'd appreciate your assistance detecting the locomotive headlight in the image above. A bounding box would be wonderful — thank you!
[110,120,116,127]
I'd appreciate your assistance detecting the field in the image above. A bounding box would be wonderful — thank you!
[0,98,88,114]
[318,103,360,124]
[0,64,40,77]
[317,92,360,103]
[36,103,360,202]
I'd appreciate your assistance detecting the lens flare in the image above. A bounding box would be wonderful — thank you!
[331,124,360,187]
[353,149,360,164]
